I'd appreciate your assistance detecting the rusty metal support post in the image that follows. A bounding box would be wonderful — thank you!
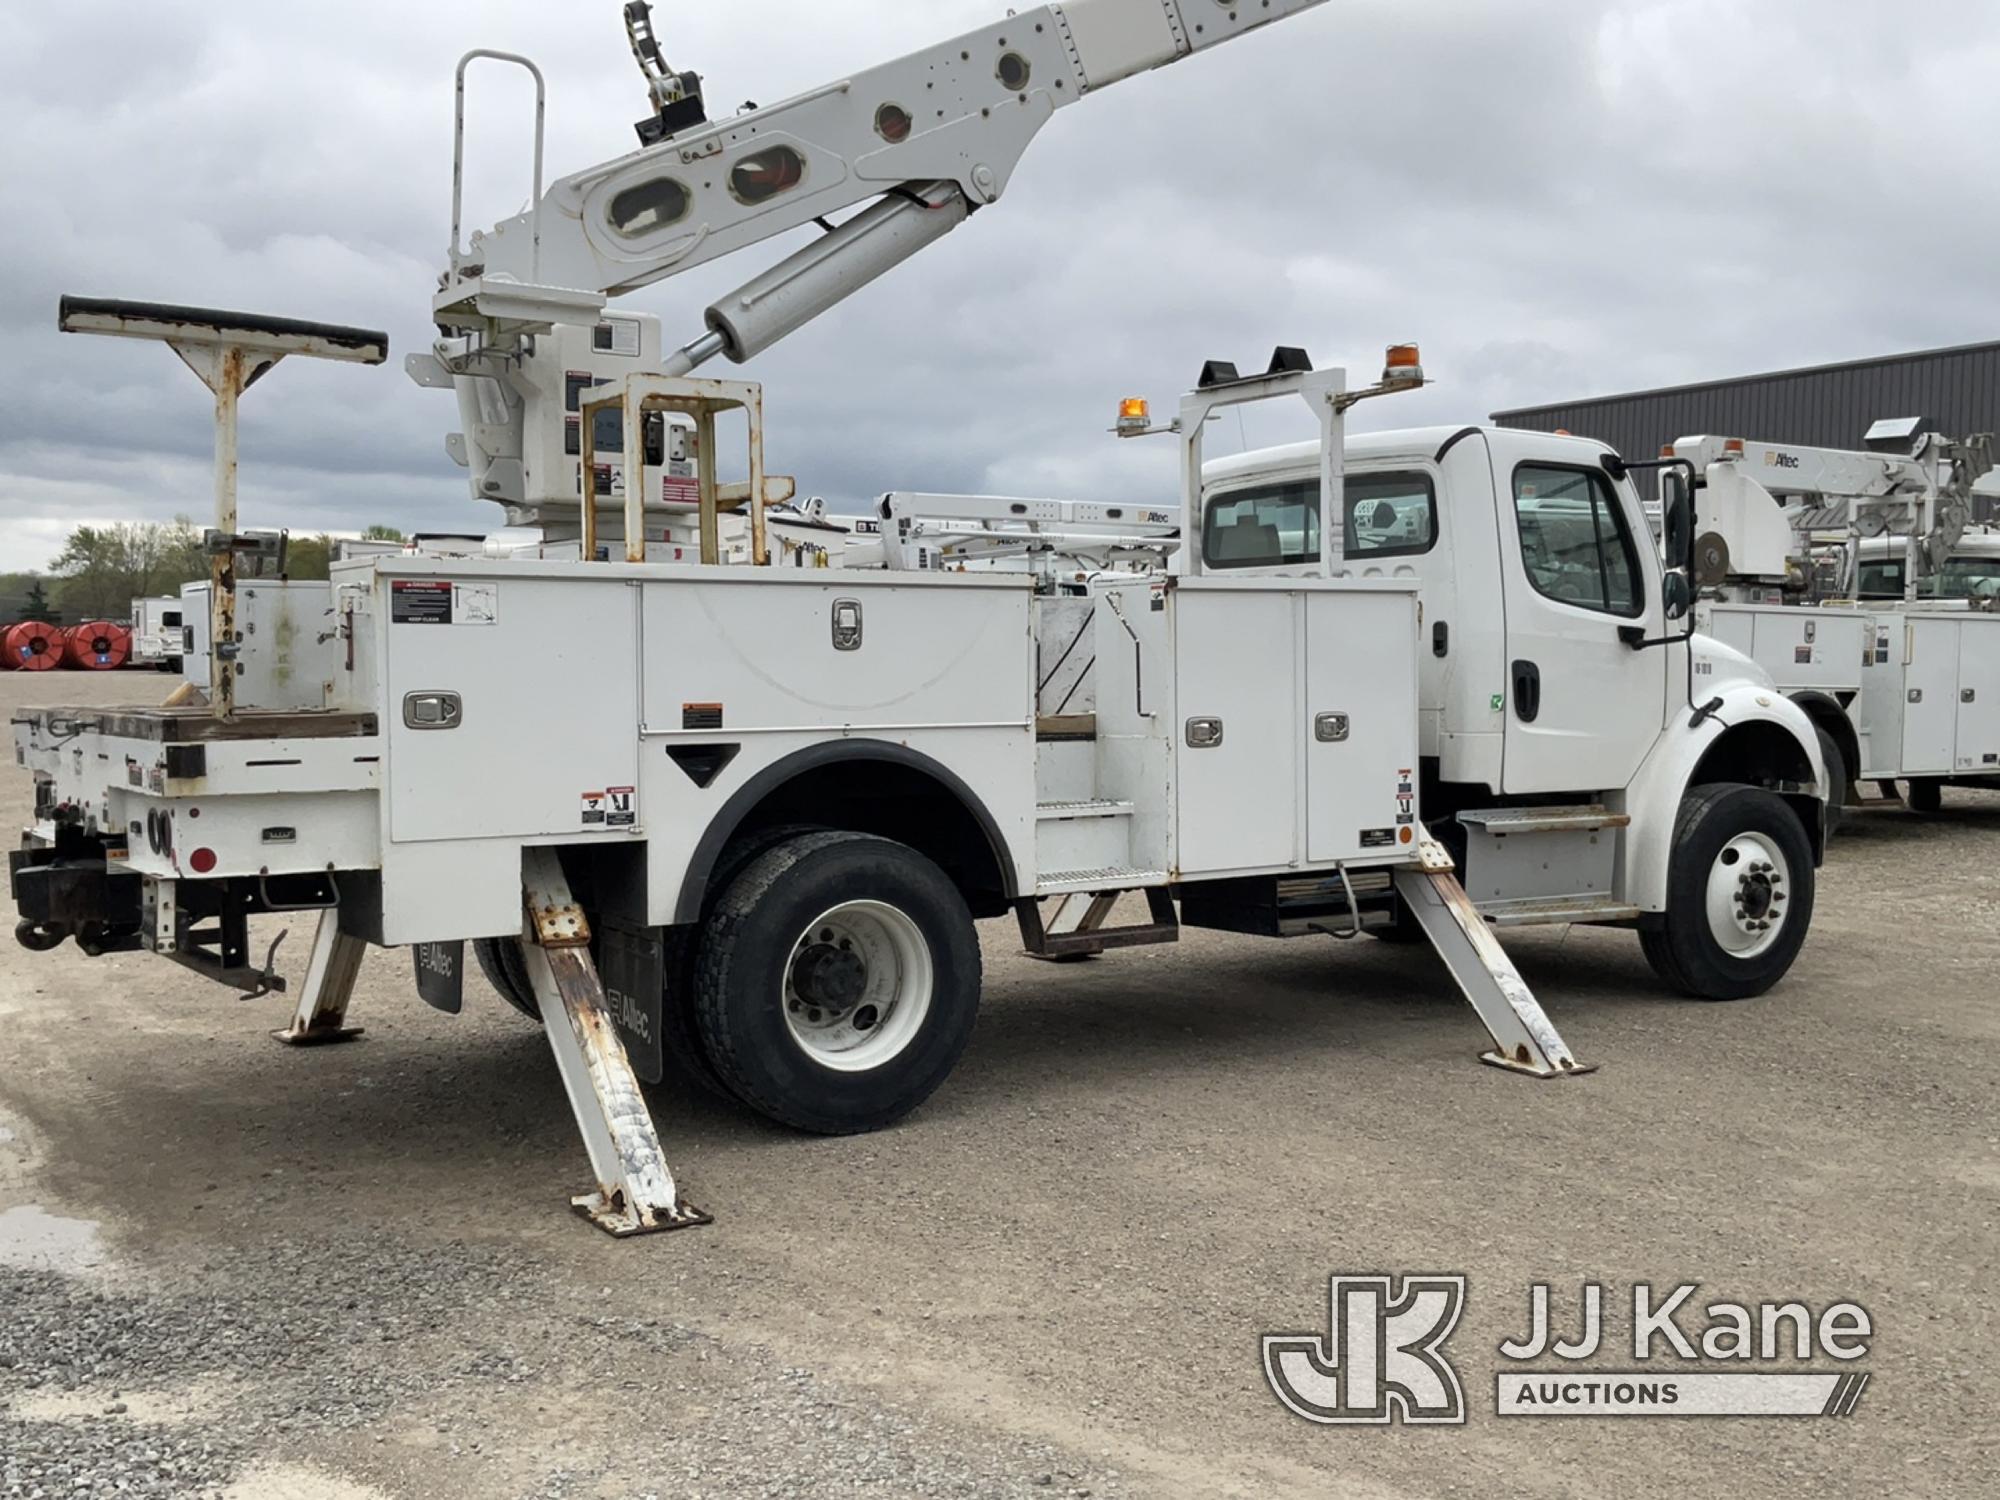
[275,907,367,1046]
[621,386,649,565]
[746,384,768,568]
[1390,826,1595,1080]
[696,407,720,566]
[521,849,709,1236]
[210,348,245,719]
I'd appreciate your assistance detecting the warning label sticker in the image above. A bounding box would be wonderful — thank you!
[389,580,496,626]
[662,473,700,507]
[391,580,453,625]
[1396,768,1417,827]
[607,787,637,828]
[580,792,607,826]
[453,583,498,626]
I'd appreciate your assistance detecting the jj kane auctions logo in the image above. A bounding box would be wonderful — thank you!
[1265,1277,1873,1424]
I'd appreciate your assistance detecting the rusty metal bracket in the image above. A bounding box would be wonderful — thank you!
[1391,825,1594,1080]
[521,849,709,1237]
[1017,887,1179,962]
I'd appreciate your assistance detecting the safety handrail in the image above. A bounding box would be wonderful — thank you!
[451,50,547,283]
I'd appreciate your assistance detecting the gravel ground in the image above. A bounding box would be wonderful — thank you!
[2,667,1996,1499]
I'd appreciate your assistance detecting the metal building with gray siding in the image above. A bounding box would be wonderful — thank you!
[1491,341,2000,500]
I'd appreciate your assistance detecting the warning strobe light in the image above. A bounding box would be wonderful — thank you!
[1383,344,1424,387]
[1117,397,1152,436]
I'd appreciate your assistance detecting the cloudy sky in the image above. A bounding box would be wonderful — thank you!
[3,0,1997,573]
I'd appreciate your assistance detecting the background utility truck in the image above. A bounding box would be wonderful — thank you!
[1668,424,1998,816]
[128,597,185,672]
[9,0,1824,1234]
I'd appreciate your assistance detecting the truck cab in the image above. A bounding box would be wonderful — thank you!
[1202,423,1829,998]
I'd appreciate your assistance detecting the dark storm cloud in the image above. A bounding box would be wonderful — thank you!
[2,0,1997,567]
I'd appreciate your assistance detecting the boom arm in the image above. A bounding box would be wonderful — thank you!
[438,0,1331,369]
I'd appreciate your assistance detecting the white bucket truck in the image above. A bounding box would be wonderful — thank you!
[8,1,1822,1234]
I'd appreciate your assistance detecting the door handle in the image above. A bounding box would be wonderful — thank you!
[1511,660,1541,724]
[831,598,863,651]
[1432,621,1450,659]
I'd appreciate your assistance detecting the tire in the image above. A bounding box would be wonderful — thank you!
[1904,779,1944,815]
[1639,784,1816,1002]
[694,831,981,1135]
[662,823,827,1099]
[1814,728,1848,839]
[473,936,541,1020]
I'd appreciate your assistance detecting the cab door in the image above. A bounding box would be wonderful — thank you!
[1497,454,1667,794]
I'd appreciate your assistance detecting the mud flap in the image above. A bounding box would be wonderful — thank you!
[599,917,666,1086]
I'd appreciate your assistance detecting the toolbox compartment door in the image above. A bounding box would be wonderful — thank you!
[385,576,640,843]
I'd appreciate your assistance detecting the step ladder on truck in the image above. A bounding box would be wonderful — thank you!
[1668,423,1999,818]
[9,0,1816,1236]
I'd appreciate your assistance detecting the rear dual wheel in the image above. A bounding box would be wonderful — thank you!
[694,831,981,1135]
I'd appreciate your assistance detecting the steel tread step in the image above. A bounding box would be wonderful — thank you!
[1036,867,1167,895]
[1035,799,1135,820]
[1459,805,1631,835]
[1479,895,1642,928]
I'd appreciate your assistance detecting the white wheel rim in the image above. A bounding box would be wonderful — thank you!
[782,900,933,1073]
[1704,833,1793,960]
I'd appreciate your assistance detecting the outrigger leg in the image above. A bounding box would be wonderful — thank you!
[275,909,367,1045]
[520,850,710,1237]
[1391,826,1594,1079]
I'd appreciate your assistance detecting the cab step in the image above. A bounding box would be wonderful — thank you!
[1458,805,1631,836]
[1479,895,1642,929]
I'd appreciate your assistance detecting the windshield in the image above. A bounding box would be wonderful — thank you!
[1201,470,1436,570]
[1859,552,2000,601]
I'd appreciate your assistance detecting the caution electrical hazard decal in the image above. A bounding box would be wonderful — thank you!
[581,788,638,828]
[390,581,498,626]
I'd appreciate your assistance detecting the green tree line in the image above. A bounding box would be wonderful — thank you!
[5,520,405,625]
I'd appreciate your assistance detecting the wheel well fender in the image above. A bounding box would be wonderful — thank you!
[1621,690,1827,912]
[673,741,1021,925]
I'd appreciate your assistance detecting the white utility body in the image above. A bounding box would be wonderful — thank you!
[9,1,1811,1235]
[1670,426,1999,815]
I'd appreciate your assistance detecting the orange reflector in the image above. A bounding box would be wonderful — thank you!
[1399,827,1414,845]
[1385,343,1422,370]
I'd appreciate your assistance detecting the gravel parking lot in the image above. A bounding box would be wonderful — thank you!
[3,666,1995,1499]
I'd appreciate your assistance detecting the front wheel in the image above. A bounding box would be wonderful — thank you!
[1639,784,1815,1002]
[694,831,981,1135]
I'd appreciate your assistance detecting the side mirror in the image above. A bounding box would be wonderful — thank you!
[1661,470,1694,568]
[1663,569,1693,622]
